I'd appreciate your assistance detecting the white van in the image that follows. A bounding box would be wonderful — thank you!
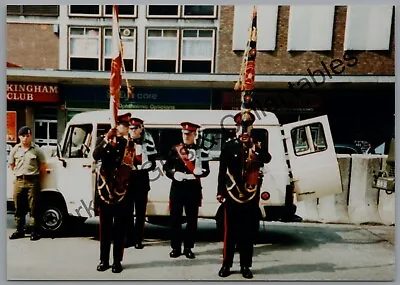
[7,109,342,234]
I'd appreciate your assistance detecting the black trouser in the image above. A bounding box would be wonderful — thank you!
[126,189,148,244]
[98,199,129,263]
[222,201,260,268]
[169,184,201,250]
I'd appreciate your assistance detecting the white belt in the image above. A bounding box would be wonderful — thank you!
[183,173,196,180]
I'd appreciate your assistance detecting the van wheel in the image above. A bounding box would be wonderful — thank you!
[40,199,67,234]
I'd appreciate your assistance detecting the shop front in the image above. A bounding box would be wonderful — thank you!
[6,82,61,147]
[62,84,212,121]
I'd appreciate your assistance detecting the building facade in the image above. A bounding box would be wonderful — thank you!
[6,5,395,149]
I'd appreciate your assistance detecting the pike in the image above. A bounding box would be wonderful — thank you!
[234,5,258,126]
[109,5,133,127]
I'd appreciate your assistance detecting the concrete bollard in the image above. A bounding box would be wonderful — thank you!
[296,198,320,222]
[348,155,383,225]
[377,156,395,225]
[318,155,351,224]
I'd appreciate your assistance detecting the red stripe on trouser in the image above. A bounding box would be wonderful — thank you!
[98,208,102,243]
[223,205,228,264]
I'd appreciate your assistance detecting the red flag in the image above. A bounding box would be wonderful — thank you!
[109,5,122,127]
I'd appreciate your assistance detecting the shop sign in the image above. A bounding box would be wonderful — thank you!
[7,83,59,102]
[7,111,17,143]
[64,85,211,109]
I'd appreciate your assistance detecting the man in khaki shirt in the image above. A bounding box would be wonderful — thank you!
[9,126,47,241]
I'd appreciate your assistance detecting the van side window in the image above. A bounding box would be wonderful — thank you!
[146,128,182,160]
[202,128,268,160]
[291,122,327,156]
[62,124,93,158]
[97,124,111,138]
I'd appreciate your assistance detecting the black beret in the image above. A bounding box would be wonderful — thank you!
[18,126,32,136]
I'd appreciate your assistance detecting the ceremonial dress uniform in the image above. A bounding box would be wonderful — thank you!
[125,117,157,249]
[217,112,271,279]
[93,113,132,273]
[163,122,210,259]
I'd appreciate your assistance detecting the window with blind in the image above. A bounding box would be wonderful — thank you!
[147,5,216,18]
[146,29,179,73]
[68,5,136,18]
[146,28,215,73]
[7,5,59,17]
[68,26,137,71]
[104,27,136,71]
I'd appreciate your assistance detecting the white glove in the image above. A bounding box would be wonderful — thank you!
[193,167,203,176]
[174,171,185,181]
[141,161,151,170]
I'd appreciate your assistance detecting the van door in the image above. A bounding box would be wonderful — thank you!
[57,124,95,218]
[282,115,342,201]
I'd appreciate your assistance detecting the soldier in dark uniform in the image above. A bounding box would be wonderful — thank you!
[9,126,47,241]
[125,117,157,249]
[163,122,210,259]
[217,112,271,279]
[93,112,132,273]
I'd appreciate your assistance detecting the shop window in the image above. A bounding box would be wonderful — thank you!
[291,122,327,156]
[7,5,59,17]
[104,27,136,71]
[181,29,214,73]
[146,28,215,73]
[34,120,58,147]
[146,29,178,73]
[147,5,216,18]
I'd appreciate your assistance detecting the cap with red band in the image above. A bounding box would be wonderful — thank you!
[180,122,200,133]
[130,117,144,126]
[117,112,132,125]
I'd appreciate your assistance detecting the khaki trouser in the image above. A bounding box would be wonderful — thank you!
[13,177,41,231]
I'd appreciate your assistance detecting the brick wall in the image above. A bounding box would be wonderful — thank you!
[7,23,59,69]
[217,6,395,75]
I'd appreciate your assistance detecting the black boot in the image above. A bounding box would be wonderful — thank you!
[240,267,253,279]
[169,248,181,258]
[183,248,195,259]
[9,230,25,240]
[134,242,144,249]
[96,261,110,272]
[218,266,231,277]
[30,232,41,241]
[112,262,123,273]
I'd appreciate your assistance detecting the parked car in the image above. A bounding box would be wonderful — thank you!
[334,144,363,154]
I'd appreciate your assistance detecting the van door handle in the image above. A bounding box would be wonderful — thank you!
[83,164,91,168]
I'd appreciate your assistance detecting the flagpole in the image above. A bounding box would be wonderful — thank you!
[234,5,257,125]
[109,5,122,127]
